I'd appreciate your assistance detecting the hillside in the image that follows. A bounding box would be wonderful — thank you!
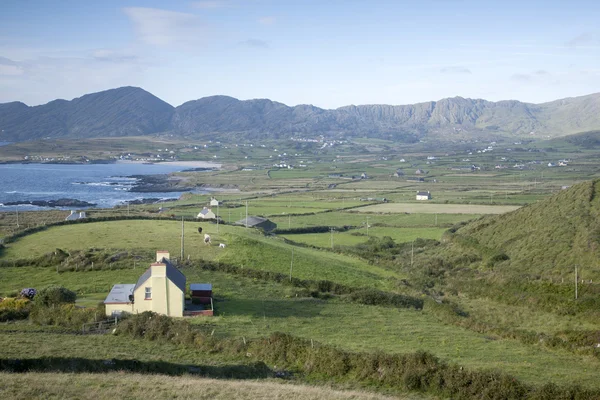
[0,87,174,142]
[3,87,600,142]
[456,179,600,277]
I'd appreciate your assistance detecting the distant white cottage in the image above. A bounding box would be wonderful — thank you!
[210,197,220,206]
[416,191,431,201]
[65,211,86,221]
[197,207,216,219]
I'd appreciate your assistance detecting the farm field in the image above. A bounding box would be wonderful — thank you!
[282,227,447,248]
[357,203,521,214]
[0,220,404,290]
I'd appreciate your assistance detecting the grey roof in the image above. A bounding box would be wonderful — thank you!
[133,261,186,294]
[199,208,211,215]
[190,283,212,291]
[235,216,274,227]
[104,284,135,304]
[417,191,430,196]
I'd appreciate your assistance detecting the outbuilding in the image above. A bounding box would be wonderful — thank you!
[416,191,431,201]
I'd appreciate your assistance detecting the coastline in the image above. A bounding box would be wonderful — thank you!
[116,160,222,169]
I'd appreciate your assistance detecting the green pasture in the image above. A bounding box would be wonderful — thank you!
[0,220,402,290]
[270,211,481,229]
[281,227,446,248]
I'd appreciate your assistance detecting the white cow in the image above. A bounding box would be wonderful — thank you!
[219,243,226,248]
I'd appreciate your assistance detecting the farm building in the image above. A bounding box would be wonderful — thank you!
[103,251,186,318]
[416,191,431,201]
[415,169,426,175]
[210,197,220,206]
[197,207,216,219]
[235,216,277,232]
[65,211,86,221]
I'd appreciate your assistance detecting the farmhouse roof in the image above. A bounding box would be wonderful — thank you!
[104,284,135,304]
[417,191,430,196]
[199,207,212,215]
[234,216,277,231]
[134,261,186,294]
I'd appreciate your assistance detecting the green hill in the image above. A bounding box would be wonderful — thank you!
[456,179,600,279]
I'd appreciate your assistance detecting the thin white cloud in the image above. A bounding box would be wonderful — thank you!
[123,7,206,47]
[191,1,229,9]
[566,32,595,48]
[440,66,471,74]
[0,56,24,76]
[239,39,269,48]
[533,69,549,75]
[511,73,533,82]
[258,16,276,25]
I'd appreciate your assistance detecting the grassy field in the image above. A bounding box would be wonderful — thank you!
[0,220,404,291]
[0,372,409,400]
[356,203,520,214]
[282,227,447,248]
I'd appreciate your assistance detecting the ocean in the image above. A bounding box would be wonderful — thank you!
[0,162,213,211]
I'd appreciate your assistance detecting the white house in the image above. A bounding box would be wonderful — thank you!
[197,207,216,219]
[416,191,431,201]
[104,251,186,317]
[210,197,219,206]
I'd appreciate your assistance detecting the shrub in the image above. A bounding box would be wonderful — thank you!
[35,285,76,307]
[0,297,31,322]
[30,303,99,327]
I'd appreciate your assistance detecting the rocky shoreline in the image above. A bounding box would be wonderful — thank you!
[127,174,193,193]
[2,198,96,208]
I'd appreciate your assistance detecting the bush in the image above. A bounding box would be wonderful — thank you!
[0,297,31,322]
[30,303,99,327]
[35,285,76,307]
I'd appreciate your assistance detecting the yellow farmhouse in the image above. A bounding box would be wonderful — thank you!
[104,250,186,317]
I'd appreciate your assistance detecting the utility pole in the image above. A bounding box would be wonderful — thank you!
[330,228,335,249]
[288,214,291,229]
[289,248,294,282]
[217,203,219,234]
[228,209,231,223]
[15,206,19,228]
[411,240,414,267]
[245,200,248,228]
[366,216,369,237]
[575,265,578,300]
[127,203,130,217]
[180,217,184,262]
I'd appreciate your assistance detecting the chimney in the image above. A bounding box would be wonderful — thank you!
[156,250,170,262]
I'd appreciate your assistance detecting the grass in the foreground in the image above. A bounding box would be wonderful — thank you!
[0,372,413,400]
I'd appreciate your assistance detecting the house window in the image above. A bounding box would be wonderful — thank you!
[145,287,152,300]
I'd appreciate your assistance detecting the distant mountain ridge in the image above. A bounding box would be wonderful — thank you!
[2,86,600,142]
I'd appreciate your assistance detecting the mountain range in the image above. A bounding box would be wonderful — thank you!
[2,86,600,142]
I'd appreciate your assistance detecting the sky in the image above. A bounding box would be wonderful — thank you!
[1,0,600,108]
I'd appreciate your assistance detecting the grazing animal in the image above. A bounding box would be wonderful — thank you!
[219,243,226,248]
[197,227,203,234]
[204,234,211,245]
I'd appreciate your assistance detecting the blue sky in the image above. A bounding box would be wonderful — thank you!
[1,0,599,108]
